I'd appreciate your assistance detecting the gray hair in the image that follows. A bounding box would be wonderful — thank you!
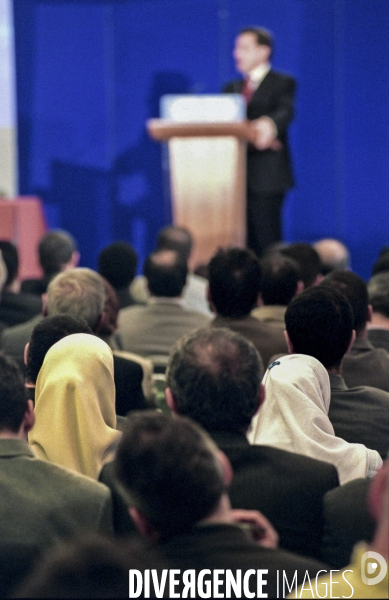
[47,268,105,329]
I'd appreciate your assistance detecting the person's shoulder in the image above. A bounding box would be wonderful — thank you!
[251,444,339,480]
[30,456,111,501]
[223,79,242,94]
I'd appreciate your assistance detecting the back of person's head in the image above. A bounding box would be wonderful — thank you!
[260,254,300,306]
[280,243,322,288]
[371,252,389,277]
[285,286,353,369]
[156,226,193,263]
[0,241,18,287]
[313,238,350,275]
[321,270,368,333]
[38,230,78,276]
[143,250,187,298]
[46,268,105,330]
[208,247,261,318]
[26,315,92,385]
[98,242,137,291]
[15,535,164,599]
[166,327,262,433]
[368,272,389,318]
[115,411,225,541]
[0,353,27,433]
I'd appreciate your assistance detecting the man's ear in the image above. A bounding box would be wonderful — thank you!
[206,286,216,314]
[23,342,30,366]
[165,387,178,413]
[284,330,294,353]
[129,507,160,543]
[216,450,233,488]
[295,280,304,297]
[23,400,35,436]
[367,304,373,324]
[41,293,48,317]
[345,330,356,355]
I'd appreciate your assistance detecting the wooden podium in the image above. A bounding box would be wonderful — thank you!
[147,95,253,269]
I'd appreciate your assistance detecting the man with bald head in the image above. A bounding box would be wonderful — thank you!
[115,250,210,359]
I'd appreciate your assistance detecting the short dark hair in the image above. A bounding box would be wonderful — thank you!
[157,226,193,263]
[143,250,187,297]
[260,254,300,305]
[239,27,273,50]
[166,327,262,433]
[98,242,138,290]
[26,315,92,384]
[368,273,389,318]
[321,270,368,333]
[115,411,224,541]
[38,230,77,276]
[280,243,322,288]
[0,353,27,432]
[208,248,261,317]
[0,241,18,287]
[285,286,353,369]
[371,253,389,277]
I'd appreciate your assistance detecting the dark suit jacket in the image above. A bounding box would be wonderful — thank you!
[0,439,113,551]
[321,478,374,569]
[0,292,42,327]
[224,70,295,194]
[210,431,339,561]
[329,373,389,459]
[368,327,389,353]
[160,523,326,599]
[113,354,148,416]
[211,314,287,368]
[341,336,389,392]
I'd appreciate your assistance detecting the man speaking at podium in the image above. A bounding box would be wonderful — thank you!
[224,27,295,257]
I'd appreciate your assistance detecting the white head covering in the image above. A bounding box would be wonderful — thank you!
[29,333,121,479]
[248,354,382,484]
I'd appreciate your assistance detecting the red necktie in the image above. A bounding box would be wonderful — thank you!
[242,77,254,103]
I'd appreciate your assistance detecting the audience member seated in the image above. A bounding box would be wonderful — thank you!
[98,241,138,309]
[280,242,323,288]
[15,534,167,599]
[0,353,113,553]
[371,246,389,277]
[95,278,156,408]
[24,314,92,400]
[21,229,79,295]
[296,458,389,598]
[322,270,389,392]
[313,238,351,275]
[208,247,287,367]
[165,327,339,560]
[1,268,148,415]
[281,286,389,459]
[248,353,382,484]
[113,411,327,598]
[0,241,42,327]
[130,225,212,316]
[367,272,389,352]
[321,478,374,568]
[251,253,302,327]
[116,250,210,360]
[29,333,121,478]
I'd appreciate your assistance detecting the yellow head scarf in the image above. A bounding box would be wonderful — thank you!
[29,333,121,479]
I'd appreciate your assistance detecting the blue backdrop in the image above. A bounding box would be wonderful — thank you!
[13,0,389,279]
